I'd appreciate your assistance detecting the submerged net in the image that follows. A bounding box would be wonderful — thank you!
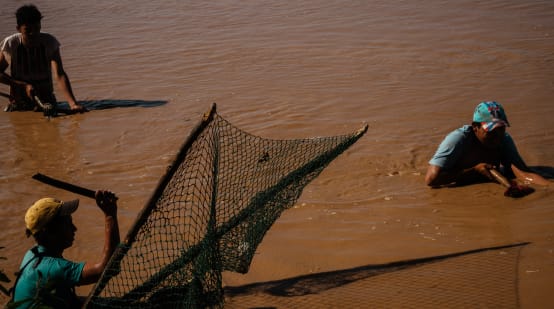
[84,103,367,308]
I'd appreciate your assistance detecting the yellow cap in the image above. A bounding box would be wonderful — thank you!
[25,198,79,235]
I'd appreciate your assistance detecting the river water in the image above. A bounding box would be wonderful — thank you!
[1,1,553,307]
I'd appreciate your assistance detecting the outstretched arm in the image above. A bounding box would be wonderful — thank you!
[425,163,495,187]
[0,54,9,86]
[80,190,120,285]
[502,133,550,186]
[511,165,550,186]
[0,55,34,98]
[51,49,86,112]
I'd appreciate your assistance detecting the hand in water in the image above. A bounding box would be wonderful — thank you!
[69,103,88,113]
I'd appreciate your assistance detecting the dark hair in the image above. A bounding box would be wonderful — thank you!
[16,4,43,27]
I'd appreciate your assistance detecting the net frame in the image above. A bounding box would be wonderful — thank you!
[84,103,368,308]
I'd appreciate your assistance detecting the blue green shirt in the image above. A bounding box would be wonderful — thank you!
[429,125,525,173]
[13,245,85,309]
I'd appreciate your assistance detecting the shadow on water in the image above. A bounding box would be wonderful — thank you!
[530,166,554,179]
[224,242,528,298]
[48,99,167,116]
[71,99,167,111]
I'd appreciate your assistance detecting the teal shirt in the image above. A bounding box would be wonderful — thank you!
[13,245,85,309]
[429,125,525,174]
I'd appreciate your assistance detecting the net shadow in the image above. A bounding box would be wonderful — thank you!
[224,242,528,309]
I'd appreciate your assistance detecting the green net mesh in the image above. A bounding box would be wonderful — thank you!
[84,103,367,308]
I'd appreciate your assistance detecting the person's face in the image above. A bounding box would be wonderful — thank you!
[473,124,506,149]
[49,215,77,250]
[17,22,41,46]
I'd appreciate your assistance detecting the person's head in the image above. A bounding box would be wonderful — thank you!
[472,101,509,149]
[15,5,43,45]
[25,197,79,252]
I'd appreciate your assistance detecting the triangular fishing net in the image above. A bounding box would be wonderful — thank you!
[84,103,367,308]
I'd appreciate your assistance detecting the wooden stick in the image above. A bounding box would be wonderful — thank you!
[32,173,96,199]
[489,168,534,198]
[489,169,512,188]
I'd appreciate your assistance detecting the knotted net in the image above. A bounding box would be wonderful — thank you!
[84,103,367,308]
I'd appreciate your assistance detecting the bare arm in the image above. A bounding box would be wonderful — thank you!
[0,55,34,97]
[425,163,494,187]
[0,54,9,86]
[51,49,86,111]
[511,164,550,186]
[80,190,120,285]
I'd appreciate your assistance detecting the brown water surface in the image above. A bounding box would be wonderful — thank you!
[1,1,553,307]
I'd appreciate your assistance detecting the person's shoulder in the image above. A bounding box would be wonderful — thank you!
[1,33,22,50]
[39,32,59,42]
[39,32,58,40]
[501,131,516,147]
[38,255,82,277]
[2,33,22,41]
[19,246,46,269]
[435,125,473,152]
[444,125,472,140]
[458,124,473,134]
[46,255,85,270]
[20,247,37,265]
[39,33,61,48]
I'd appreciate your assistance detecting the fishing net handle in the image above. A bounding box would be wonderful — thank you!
[123,103,217,245]
[32,173,96,199]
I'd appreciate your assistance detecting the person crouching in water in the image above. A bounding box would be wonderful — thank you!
[426,101,550,187]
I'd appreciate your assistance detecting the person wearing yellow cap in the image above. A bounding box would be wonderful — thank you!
[11,190,119,308]
[426,101,550,187]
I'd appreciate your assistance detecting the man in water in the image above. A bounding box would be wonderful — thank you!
[0,4,86,113]
[426,101,550,187]
[11,191,119,308]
